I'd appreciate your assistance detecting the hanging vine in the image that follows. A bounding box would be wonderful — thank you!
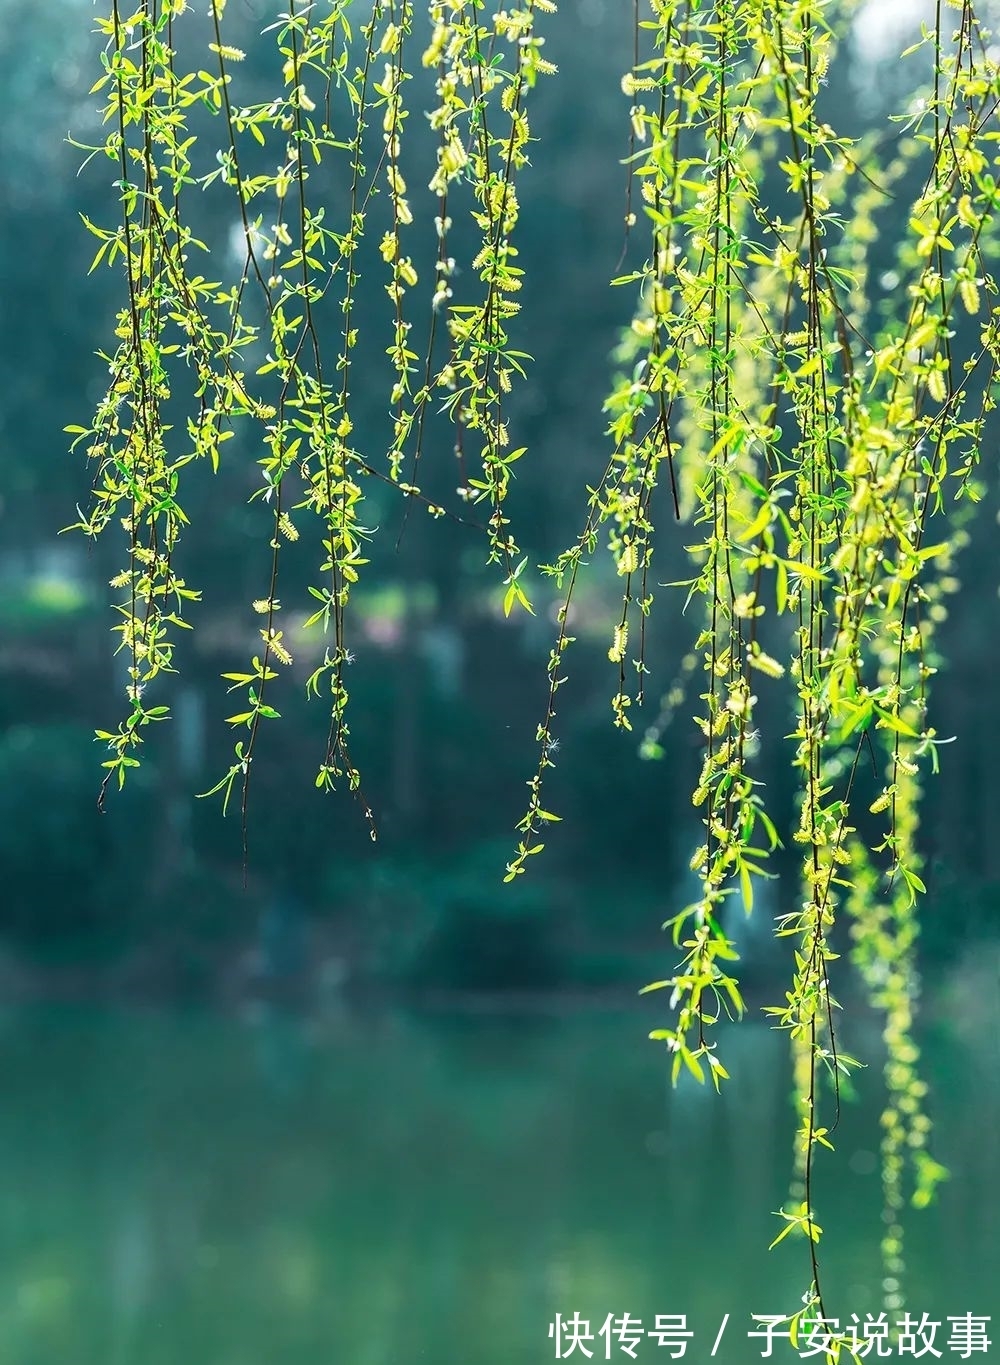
[505,0,998,1336]
[69,0,1000,1334]
[70,0,557,856]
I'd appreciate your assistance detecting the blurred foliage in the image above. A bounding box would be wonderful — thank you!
[325,838,566,991]
[0,724,110,943]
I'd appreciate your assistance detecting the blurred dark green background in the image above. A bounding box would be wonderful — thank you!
[0,0,997,999]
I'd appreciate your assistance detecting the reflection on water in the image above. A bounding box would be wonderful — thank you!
[0,988,994,1365]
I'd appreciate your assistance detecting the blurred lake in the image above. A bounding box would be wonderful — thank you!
[0,978,995,1365]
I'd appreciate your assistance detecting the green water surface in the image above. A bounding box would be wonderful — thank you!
[0,988,994,1365]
